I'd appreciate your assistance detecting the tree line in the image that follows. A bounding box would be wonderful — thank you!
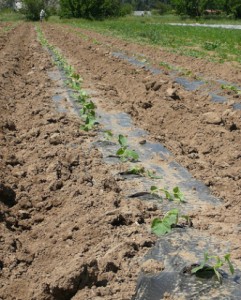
[171,0,241,18]
[1,0,240,20]
[58,0,241,19]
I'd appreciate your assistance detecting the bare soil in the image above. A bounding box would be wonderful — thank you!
[0,22,241,300]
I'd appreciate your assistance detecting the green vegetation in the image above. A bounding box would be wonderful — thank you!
[150,185,185,203]
[59,0,122,19]
[36,25,98,131]
[21,0,46,21]
[80,115,97,131]
[221,84,241,94]
[151,208,179,236]
[151,208,191,236]
[103,130,114,140]
[124,165,162,179]
[0,22,18,32]
[192,252,234,282]
[36,24,236,286]
[52,16,241,63]
[0,9,23,22]
[172,0,241,18]
[126,165,146,175]
[116,134,139,162]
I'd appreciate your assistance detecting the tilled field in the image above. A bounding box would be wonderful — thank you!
[1,22,241,300]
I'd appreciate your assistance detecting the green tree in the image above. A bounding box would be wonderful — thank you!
[172,0,230,17]
[120,3,133,16]
[59,0,121,19]
[21,0,45,20]
[171,0,200,16]
[226,0,241,18]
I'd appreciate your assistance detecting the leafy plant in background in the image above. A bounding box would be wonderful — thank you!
[191,252,234,283]
[116,134,139,162]
[150,186,185,203]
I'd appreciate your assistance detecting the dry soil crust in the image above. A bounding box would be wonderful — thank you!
[42,23,241,256]
[0,23,160,300]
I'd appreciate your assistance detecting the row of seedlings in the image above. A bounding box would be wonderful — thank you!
[36,26,234,284]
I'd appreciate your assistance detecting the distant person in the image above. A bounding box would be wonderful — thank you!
[40,9,45,22]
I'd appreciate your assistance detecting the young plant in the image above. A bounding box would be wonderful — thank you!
[103,130,113,141]
[151,209,192,236]
[151,208,179,236]
[122,166,162,179]
[116,134,139,162]
[75,90,90,104]
[70,72,82,82]
[150,186,185,203]
[146,170,162,179]
[80,115,97,131]
[64,64,74,76]
[69,78,81,91]
[150,185,160,197]
[191,252,234,283]
[68,72,83,91]
[221,84,241,95]
[80,101,96,119]
[127,166,146,176]
[37,27,98,132]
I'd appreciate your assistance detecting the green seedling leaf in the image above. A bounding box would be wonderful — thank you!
[128,166,145,175]
[151,209,179,236]
[123,149,139,162]
[116,148,125,156]
[161,188,174,201]
[118,134,127,147]
[191,252,209,274]
[70,80,81,90]
[173,186,185,202]
[80,115,97,131]
[221,84,241,94]
[151,218,172,236]
[191,252,234,283]
[147,170,162,179]
[116,135,139,161]
[224,254,234,275]
[181,215,192,227]
[150,186,159,194]
[164,208,179,226]
[64,65,74,74]
[104,130,113,141]
[84,101,95,110]
[214,267,222,282]
[71,73,82,81]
